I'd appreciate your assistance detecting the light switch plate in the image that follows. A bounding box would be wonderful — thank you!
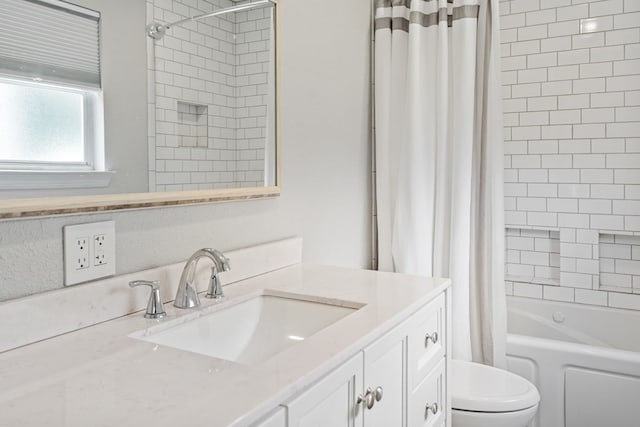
[64,221,116,286]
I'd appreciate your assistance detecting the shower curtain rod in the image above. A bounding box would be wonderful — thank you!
[146,0,276,39]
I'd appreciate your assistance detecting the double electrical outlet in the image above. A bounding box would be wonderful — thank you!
[63,221,116,286]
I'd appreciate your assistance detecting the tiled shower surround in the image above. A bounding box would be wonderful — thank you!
[500,0,640,310]
[147,0,272,191]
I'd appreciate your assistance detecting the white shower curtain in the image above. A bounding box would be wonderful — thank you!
[374,0,506,366]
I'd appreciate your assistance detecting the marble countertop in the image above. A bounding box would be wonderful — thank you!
[0,264,449,427]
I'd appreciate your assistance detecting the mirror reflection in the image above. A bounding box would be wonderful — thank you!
[147,0,277,191]
[0,0,277,201]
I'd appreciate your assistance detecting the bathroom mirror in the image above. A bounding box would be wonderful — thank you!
[0,0,280,219]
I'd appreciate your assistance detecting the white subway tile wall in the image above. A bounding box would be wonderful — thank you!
[501,0,640,308]
[147,0,272,190]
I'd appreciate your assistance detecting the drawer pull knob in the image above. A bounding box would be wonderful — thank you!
[366,387,375,409]
[425,402,439,418]
[425,331,439,346]
[374,386,383,402]
[357,388,376,410]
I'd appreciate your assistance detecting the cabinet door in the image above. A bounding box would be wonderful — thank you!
[362,323,407,427]
[252,407,286,427]
[286,353,364,427]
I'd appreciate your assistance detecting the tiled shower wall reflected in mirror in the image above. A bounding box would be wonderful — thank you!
[147,0,273,191]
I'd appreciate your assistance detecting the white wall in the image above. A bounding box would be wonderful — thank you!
[500,0,640,310]
[0,0,372,302]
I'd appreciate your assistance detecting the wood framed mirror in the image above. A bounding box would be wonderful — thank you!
[0,0,280,219]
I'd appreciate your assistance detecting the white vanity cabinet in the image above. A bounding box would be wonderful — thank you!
[286,353,364,426]
[284,330,406,427]
[283,289,450,427]
[0,254,451,427]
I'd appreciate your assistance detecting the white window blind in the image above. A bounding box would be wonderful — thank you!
[0,0,101,87]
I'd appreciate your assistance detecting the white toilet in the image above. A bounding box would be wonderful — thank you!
[450,360,540,427]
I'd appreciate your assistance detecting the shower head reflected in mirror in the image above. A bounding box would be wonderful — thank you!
[146,0,276,40]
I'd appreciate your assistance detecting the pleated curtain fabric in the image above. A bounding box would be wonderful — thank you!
[374,0,506,366]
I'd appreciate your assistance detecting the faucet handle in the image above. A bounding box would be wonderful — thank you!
[206,267,225,299]
[129,280,167,319]
[205,250,230,299]
[213,249,231,271]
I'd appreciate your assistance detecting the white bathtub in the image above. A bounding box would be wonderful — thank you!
[506,296,640,427]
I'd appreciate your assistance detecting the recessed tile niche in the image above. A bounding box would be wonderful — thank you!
[177,102,208,148]
[506,227,560,285]
[599,234,640,294]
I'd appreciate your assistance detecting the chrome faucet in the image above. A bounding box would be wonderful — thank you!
[174,248,231,309]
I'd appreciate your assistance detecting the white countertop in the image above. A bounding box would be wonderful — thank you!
[0,264,449,427]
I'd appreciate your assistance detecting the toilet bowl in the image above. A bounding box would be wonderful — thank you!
[451,360,540,427]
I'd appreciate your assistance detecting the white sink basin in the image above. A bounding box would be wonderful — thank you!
[130,293,360,364]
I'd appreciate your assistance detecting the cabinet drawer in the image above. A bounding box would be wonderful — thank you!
[408,358,446,427]
[408,293,446,390]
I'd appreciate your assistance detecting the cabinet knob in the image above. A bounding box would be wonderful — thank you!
[425,402,439,418]
[425,331,439,347]
[374,386,383,402]
[357,388,375,411]
[365,387,375,409]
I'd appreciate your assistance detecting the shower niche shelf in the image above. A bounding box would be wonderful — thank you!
[506,227,560,286]
[176,101,208,148]
[598,233,640,295]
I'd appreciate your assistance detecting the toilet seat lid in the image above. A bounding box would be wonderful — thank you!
[451,360,540,413]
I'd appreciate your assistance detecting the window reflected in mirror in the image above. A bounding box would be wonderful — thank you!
[0,0,105,183]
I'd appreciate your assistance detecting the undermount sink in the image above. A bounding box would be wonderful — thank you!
[130,292,361,365]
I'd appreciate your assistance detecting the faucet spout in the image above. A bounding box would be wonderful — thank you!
[174,248,231,309]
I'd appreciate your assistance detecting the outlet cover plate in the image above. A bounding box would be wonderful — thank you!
[64,221,116,286]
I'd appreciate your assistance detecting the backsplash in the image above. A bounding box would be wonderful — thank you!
[500,0,640,310]
[0,237,302,353]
